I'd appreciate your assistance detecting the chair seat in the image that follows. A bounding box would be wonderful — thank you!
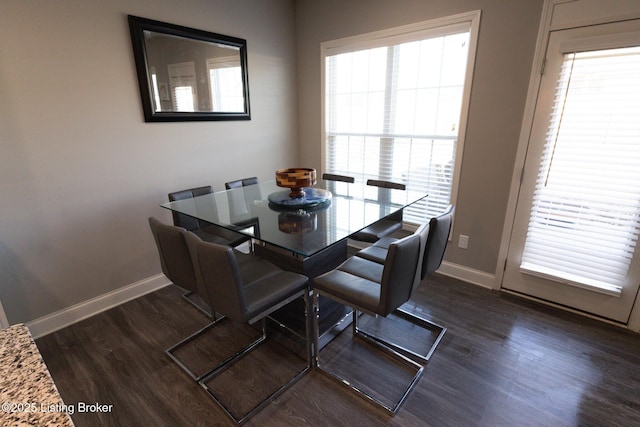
[373,236,397,249]
[237,257,282,287]
[351,179,405,243]
[359,206,455,279]
[243,270,308,323]
[313,269,381,314]
[356,235,398,263]
[234,250,260,267]
[196,224,250,247]
[351,218,402,243]
[336,256,384,283]
[192,227,236,245]
[354,245,388,264]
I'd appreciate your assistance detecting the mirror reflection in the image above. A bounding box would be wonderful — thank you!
[144,31,244,113]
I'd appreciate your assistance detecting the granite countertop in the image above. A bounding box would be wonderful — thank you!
[0,324,74,426]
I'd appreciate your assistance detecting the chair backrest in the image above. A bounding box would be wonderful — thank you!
[412,222,431,293]
[148,217,198,294]
[182,230,207,300]
[378,232,421,316]
[225,177,258,190]
[422,205,455,279]
[168,186,214,231]
[225,177,260,220]
[322,173,355,183]
[367,179,406,190]
[189,238,247,323]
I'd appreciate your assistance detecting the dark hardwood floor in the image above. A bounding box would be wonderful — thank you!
[36,274,640,426]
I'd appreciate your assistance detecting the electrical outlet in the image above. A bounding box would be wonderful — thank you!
[458,234,469,249]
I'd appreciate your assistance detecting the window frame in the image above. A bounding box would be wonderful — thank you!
[320,10,481,225]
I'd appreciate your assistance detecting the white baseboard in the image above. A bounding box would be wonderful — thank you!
[437,261,496,290]
[26,274,171,339]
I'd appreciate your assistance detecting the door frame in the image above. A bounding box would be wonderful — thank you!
[496,0,640,332]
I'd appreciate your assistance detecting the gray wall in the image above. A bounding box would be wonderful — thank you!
[295,0,544,275]
[1,0,545,325]
[0,0,297,324]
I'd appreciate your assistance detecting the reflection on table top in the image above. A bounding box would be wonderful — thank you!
[161,180,427,257]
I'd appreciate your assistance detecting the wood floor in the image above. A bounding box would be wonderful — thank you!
[36,274,640,426]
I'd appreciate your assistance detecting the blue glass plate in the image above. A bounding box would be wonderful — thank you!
[267,188,332,208]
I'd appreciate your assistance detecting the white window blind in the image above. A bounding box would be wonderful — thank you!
[521,45,640,295]
[324,20,474,224]
[173,86,195,112]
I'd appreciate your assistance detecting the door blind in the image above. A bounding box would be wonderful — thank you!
[521,45,640,295]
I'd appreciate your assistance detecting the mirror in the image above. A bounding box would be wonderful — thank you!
[128,15,250,122]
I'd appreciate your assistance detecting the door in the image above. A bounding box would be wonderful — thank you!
[503,19,640,323]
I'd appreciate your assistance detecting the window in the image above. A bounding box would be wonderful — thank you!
[521,42,640,294]
[322,12,480,223]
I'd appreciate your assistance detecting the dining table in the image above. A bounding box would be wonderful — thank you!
[161,178,428,340]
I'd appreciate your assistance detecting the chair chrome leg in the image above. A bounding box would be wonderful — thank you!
[202,363,309,425]
[354,308,446,364]
[204,319,268,378]
[165,316,226,381]
[312,292,424,415]
[394,307,446,363]
[181,290,216,319]
[304,289,313,368]
[312,292,320,368]
[198,293,311,425]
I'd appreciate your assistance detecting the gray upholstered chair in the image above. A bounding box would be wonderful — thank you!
[354,204,454,362]
[350,179,405,243]
[224,176,258,189]
[312,232,424,415]
[152,217,265,382]
[168,186,251,248]
[221,178,261,245]
[322,173,355,199]
[148,216,214,318]
[321,173,355,183]
[358,205,454,276]
[420,204,455,278]
[175,232,311,425]
[366,179,406,190]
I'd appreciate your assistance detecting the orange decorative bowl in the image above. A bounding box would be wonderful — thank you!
[275,167,317,198]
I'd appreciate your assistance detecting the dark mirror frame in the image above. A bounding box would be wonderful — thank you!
[128,15,251,122]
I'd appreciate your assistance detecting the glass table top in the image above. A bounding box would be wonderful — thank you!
[161,180,428,258]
